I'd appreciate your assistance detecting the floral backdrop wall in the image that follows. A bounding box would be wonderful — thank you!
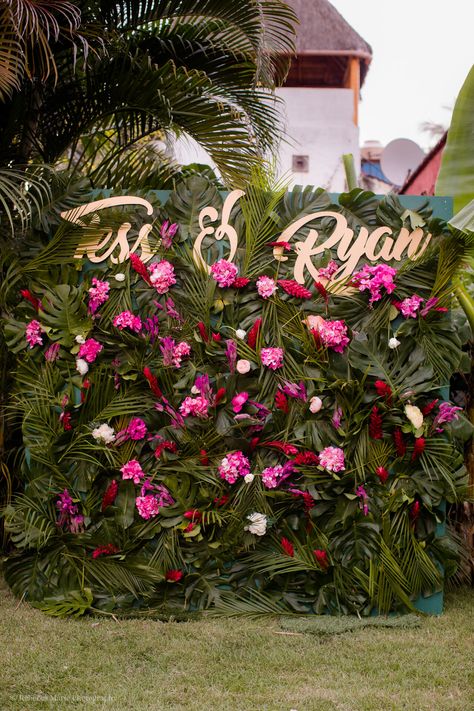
[2,176,471,617]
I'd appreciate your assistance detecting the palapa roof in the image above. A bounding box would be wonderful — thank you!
[286,0,372,57]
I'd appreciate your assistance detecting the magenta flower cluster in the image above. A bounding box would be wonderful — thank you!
[218,451,251,484]
[210,259,238,288]
[319,446,345,472]
[113,310,142,332]
[25,319,43,348]
[148,260,176,294]
[352,264,397,304]
[179,395,210,419]
[121,459,145,484]
[317,319,350,354]
[88,278,110,314]
[78,338,103,363]
[261,463,294,489]
[260,347,284,370]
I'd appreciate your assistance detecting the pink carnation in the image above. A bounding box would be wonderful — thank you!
[121,459,145,484]
[352,264,397,304]
[78,338,103,363]
[210,259,239,288]
[88,278,110,314]
[135,494,161,520]
[318,261,339,279]
[127,417,148,440]
[113,310,142,332]
[179,395,210,419]
[319,446,345,472]
[44,342,60,362]
[25,319,43,348]
[261,463,294,489]
[314,318,350,354]
[148,260,176,294]
[173,341,191,368]
[260,347,284,370]
[256,276,277,299]
[232,392,249,413]
[398,294,424,318]
[218,451,251,484]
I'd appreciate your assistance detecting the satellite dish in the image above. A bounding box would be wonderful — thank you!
[380,138,425,186]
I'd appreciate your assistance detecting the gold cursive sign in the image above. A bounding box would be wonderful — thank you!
[61,192,432,283]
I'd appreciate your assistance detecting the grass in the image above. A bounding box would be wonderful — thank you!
[1,583,473,711]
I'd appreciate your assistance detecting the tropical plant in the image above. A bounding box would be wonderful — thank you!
[1,174,470,616]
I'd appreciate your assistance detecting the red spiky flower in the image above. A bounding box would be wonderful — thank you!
[260,441,298,455]
[197,321,209,343]
[143,366,163,398]
[165,569,183,582]
[20,289,41,312]
[247,318,262,349]
[274,389,289,413]
[374,380,392,405]
[101,480,118,512]
[314,281,329,302]
[129,253,152,285]
[422,399,439,416]
[233,277,251,288]
[281,537,294,557]
[411,437,426,461]
[376,466,389,484]
[277,280,312,299]
[313,549,329,569]
[393,428,406,457]
[293,451,320,466]
[369,406,383,440]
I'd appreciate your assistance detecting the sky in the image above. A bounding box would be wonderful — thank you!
[329,0,474,150]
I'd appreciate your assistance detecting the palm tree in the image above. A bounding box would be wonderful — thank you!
[0,0,297,193]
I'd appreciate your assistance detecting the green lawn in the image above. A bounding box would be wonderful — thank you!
[1,583,473,711]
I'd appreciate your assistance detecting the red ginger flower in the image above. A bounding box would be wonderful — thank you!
[422,399,439,416]
[393,428,406,457]
[293,451,320,466]
[165,569,183,582]
[374,380,392,405]
[247,318,262,349]
[211,332,222,342]
[274,390,289,413]
[101,480,118,511]
[213,494,229,507]
[233,277,250,288]
[197,321,209,342]
[184,522,196,533]
[143,367,163,398]
[410,500,421,523]
[376,466,389,484]
[215,387,226,405]
[60,411,72,431]
[20,289,41,312]
[411,437,426,461]
[129,253,152,285]
[314,281,329,302]
[199,450,209,465]
[314,549,329,569]
[155,440,178,458]
[277,279,312,299]
[261,441,298,456]
[281,537,294,557]
[369,406,383,440]
[184,509,202,522]
[92,544,119,559]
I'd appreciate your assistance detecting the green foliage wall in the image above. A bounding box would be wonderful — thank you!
[1,178,471,617]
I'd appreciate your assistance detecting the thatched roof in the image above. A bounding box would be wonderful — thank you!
[286,0,372,56]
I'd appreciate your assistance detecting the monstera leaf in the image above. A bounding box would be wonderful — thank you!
[348,331,434,394]
[166,175,222,243]
[39,284,91,346]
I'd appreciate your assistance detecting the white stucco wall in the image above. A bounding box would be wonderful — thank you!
[276,87,360,192]
[173,87,360,192]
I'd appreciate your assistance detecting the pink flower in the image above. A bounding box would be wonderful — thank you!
[313,318,350,353]
[352,264,397,304]
[113,310,142,332]
[260,347,284,370]
[136,494,161,520]
[160,221,179,249]
[236,359,251,374]
[232,392,249,413]
[179,395,210,419]
[356,485,369,516]
[88,278,110,314]
[432,401,462,432]
[261,462,294,489]
[127,418,148,440]
[256,276,277,299]
[25,319,43,348]
[160,337,191,368]
[172,341,191,368]
[78,338,103,363]
[44,342,60,362]
[319,446,345,472]
[318,261,339,279]
[218,451,251,484]
[121,459,145,484]
[148,260,176,294]
[397,294,424,318]
[210,259,239,288]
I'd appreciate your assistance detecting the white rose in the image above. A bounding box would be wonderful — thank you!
[235,329,247,340]
[76,358,89,375]
[191,385,200,395]
[244,473,255,484]
[115,273,126,282]
[245,512,267,536]
[405,404,424,430]
[236,359,251,374]
[309,396,323,413]
[92,423,115,444]
[75,335,86,344]
[389,337,401,349]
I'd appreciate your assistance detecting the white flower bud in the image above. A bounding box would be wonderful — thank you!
[389,337,401,349]
[309,396,323,413]
[75,358,89,375]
